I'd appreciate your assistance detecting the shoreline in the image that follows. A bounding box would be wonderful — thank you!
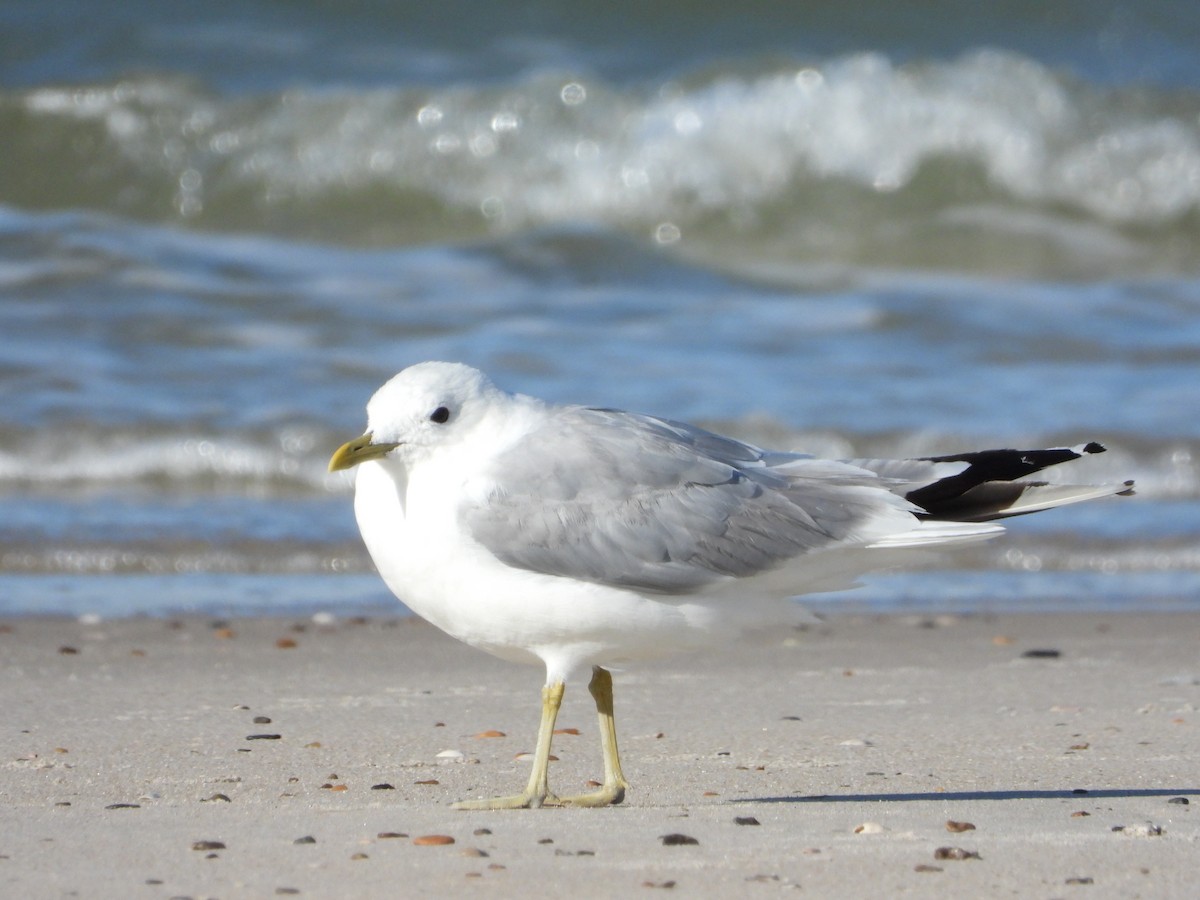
[3,611,1198,897]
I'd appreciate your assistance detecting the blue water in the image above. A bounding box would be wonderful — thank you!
[1,1,1198,618]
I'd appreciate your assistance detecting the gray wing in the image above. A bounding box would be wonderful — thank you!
[461,407,913,594]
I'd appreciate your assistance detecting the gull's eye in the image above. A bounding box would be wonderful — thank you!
[429,406,451,424]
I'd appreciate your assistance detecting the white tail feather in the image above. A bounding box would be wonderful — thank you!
[868,520,1004,550]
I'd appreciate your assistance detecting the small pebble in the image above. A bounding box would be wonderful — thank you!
[473,828,492,836]
[371,783,395,790]
[1114,824,1163,836]
[413,835,455,846]
[642,881,676,889]
[275,637,297,649]
[202,794,231,803]
[854,822,885,834]
[660,833,699,846]
[350,853,368,860]
[58,646,79,655]
[914,864,943,873]
[945,820,975,833]
[553,728,581,735]
[253,716,272,724]
[1065,877,1094,885]
[414,779,439,785]
[460,848,489,858]
[105,803,140,810]
[1071,811,1091,818]
[474,730,506,738]
[191,841,226,851]
[275,890,300,896]
[1167,797,1189,805]
[294,836,316,845]
[1021,648,1061,659]
[436,749,465,761]
[734,817,760,826]
[377,832,407,839]
[246,734,281,741]
[933,847,980,860]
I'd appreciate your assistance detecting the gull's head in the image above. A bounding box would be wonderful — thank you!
[328,362,500,472]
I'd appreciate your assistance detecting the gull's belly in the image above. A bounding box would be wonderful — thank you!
[353,462,728,679]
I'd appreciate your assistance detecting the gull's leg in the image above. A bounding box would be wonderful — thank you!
[557,666,630,807]
[452,681,565,810]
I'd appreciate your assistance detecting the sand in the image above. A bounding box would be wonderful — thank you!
[2,611,1198,898]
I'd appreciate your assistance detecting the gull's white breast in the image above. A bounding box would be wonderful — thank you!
[352,458,736,682]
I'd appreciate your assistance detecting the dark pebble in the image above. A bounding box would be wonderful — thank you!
[58,646,79,655]
[253,716,272,724]
[1021,648,1061,659]
[275,890,300,896]
[554,849,596,856]
[370,783,395,790]
[537,838,554,844]
[246,734,282,741]
[780,716,802,721]
[191,841,226,851]
[1073,788,1089,794]
[933,846,980,860]
[1167,797,1189,805]
[734,817,761,826]
[1066,876,1094,885]
[105,803,140,810]
[202,794,231,803]
[293,836,317,845]
[914,864,943,873]
[660,833,700,846]
[473,828,492,836]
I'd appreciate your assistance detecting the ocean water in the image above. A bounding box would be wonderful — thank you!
[1,0,1197,618]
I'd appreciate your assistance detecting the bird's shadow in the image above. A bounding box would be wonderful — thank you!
[750,788,1198,804]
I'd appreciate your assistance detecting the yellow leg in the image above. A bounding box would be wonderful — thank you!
[452,681,565,810]
[557,666,630,807]
[451,666,631,810]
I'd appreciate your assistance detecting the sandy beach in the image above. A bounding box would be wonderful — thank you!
[2,611,1197,898]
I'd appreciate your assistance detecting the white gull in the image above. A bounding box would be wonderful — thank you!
[329,361,1132,809]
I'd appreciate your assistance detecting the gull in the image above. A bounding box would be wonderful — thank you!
[329,361,1132,809]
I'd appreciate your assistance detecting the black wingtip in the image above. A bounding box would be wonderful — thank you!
[1083,441,1105,455]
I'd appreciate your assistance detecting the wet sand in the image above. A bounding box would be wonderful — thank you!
[2,611,1197,897]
